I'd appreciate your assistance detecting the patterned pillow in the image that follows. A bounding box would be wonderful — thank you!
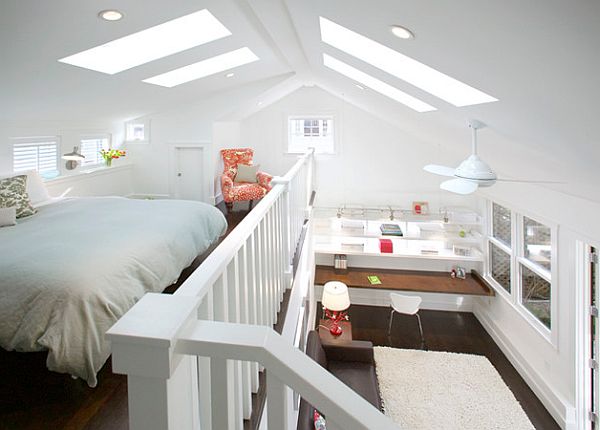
[0,175,37,218]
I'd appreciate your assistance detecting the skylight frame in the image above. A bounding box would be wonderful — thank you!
[323,54,436,112]
[59,9,232,75]
[142,47,259,88]
[319,17,498,107]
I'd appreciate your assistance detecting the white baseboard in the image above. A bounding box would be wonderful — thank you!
[473,303,576,429]
[126,193,171,200]
[315,285,474,312]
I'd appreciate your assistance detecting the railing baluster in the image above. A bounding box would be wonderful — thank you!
[238,246,252,419]
[266,371,288,430]
[211,274,236,430]
[260,217,272,328]
[198,289,214,430]
[226,259,244,429]
[246,234,260,392]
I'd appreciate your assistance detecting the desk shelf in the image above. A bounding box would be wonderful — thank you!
[315,266,494,297]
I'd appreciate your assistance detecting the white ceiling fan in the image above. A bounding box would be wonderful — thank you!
[424,120,558,195]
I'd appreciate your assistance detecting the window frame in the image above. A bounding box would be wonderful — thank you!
[79,134,111,168]
[285,114,338,155]
[484,199,558,346]
[11,136,61,179]
[125,119,150,144]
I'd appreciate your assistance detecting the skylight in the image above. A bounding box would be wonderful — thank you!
[319,17,498,107]
[323,54,436,112]
[143,47,259,87]
[59,10,231,74]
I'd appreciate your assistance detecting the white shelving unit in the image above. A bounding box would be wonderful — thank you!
[313,206,484,263]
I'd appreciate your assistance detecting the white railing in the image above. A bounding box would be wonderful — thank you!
[107,149,398,430]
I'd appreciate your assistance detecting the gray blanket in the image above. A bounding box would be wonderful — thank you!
[0,197,227,386]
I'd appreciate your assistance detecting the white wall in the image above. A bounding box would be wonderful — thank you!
[0,120,131,197]
[124,76,291,203]
[471,184,600,429]
[238,86,479,211]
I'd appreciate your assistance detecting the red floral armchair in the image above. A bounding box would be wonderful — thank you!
[220,148,272,212]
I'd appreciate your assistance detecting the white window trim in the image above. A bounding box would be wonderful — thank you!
[284,112,339,156]
[11,136,61,179]
[125,119,150,144]
[484,199,558,348]
[80,134,111,168]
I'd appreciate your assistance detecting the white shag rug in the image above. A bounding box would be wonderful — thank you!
[374,347,535,430]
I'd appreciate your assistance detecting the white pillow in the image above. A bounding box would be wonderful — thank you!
[0,170,50,206]
[235,164,259,183]
[0,206,17,227]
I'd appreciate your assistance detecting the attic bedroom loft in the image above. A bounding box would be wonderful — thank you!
[1,1,598,429]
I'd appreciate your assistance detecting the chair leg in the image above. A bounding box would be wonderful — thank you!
[248,200,254,211]
[225,202,233,213]
[387,309,395,336]
[415,312,425,349]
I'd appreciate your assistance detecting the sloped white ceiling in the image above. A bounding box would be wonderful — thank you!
[0,0,291,122]
[1,0,599,201]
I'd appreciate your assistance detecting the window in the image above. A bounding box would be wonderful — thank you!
[288,116,335,154]
[488,203,512,294]
[12,137,59,179]
[490,242,511,293]
[125,119,150,143]
[486,200,555,337]
[80,136,110,167]
[518,216,552,329]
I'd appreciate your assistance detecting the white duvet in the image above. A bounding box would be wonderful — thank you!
[0,197,227,386]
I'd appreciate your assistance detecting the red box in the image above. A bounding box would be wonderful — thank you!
[379,238,393,253]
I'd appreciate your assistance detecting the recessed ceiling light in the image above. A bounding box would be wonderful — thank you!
[355,84,365,90]
[98,10,123,21]
[320,17,498,107]
[59,9,231,74]
[225,72,235,78]
[323,54,436,112]
[390,25,414,39]
[143,47,259,87]
[257,101,263,106]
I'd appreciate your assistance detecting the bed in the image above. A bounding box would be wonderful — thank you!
[0,196,227,387]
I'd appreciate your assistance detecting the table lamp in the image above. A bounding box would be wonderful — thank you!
[322,281,350,336]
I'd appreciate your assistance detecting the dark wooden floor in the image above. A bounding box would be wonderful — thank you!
[344,304,560,430]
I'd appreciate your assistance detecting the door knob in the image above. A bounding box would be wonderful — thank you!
[177,173,182,177]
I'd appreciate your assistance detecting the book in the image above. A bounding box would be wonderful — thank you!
[380,223,403,236]
[367,275,382,285]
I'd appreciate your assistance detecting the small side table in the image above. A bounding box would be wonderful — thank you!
[318,319,353,346]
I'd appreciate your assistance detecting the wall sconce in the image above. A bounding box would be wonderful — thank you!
[62,146,85,170]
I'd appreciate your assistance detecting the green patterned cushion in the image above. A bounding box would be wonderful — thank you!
[0,175,37,218]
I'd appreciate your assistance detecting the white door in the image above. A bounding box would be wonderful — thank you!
[174,146,204,201]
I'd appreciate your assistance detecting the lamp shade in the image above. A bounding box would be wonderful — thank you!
[322,281,350,311]
[62,146,85,161]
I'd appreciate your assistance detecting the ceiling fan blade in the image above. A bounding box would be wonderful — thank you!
[495,178,565,184]
[440,178,479,195]
[423,164,456,177]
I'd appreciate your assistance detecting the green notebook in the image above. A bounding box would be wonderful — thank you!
[367,275,382,285]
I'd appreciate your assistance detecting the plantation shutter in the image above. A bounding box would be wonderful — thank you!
[80,137,108,167]
[13,139,59,178]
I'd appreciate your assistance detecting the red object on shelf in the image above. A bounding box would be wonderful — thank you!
[379,238,393,253]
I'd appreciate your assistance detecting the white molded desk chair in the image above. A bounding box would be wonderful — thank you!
[387,293,425,347]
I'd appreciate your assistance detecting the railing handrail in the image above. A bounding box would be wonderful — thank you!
[177,320,399,430]
[175,151,313,298]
